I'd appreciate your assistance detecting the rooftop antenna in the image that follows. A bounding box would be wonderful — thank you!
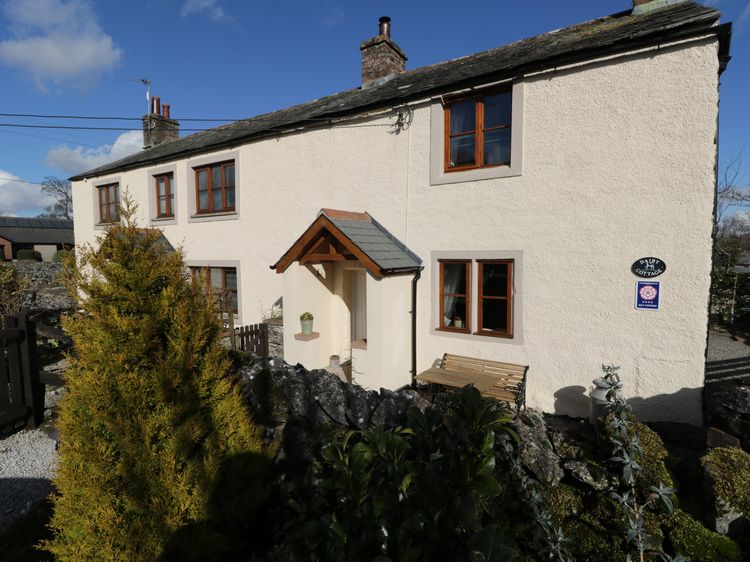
[118,77,151,114]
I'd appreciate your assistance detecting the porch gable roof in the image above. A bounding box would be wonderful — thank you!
[271,209,422,279]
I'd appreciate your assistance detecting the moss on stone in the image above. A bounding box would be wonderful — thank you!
[666,509,741,562]
[545,484,583,525]
[632,421,675,489]
[702,447,750,518]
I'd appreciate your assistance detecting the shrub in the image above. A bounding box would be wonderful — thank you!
[0,262,28,317]
[44,201,269,561]
[16,249,42,261]
[269,386,521,561]
[666,509,740,562]
[702,447,750,517]
[52,249,73,263]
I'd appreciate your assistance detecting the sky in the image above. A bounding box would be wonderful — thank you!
[0,0,747,217]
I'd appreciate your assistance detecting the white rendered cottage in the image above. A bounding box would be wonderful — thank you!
[71,0,732,424]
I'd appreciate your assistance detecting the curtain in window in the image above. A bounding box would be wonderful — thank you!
[443,263,464,326]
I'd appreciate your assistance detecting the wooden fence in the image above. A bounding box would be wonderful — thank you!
[1,311,43,433]
[235,323,269,356]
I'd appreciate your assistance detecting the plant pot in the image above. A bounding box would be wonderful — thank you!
[301,319,313,335]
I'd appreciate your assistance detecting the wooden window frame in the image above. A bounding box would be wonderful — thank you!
[190,266,238,314]
[437,259,471,334]
[476,259,513,338]
[443,87,512,173]
[194,160,235,214]
[97,183,119,223]
[154,173,174,218]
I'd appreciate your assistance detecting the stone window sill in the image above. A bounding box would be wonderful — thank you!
[294,332,319,341]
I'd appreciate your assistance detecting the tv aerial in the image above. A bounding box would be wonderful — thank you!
[118,77,151,114]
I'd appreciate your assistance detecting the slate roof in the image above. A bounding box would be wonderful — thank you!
[0,217,74,245]
[71,1,728,181]
[324,211,422,274]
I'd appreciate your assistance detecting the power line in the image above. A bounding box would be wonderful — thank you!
[0,123,210,132]
[0,176,45,185]
[0,112,240,122]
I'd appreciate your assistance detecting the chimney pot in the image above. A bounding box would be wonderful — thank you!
[151,96,161,116]
[162,104,170,119]
[378,16,391,37]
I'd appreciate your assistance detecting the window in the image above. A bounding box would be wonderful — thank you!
[194,161,235,213]
[190,266,238,314]
[433,256,516,339]
[445,89,512,172]
[155,173,174,218]
[97,183,119,223]
[438,260,470,333]
[477,260,513,337]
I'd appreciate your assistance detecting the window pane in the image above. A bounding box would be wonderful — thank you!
[484,92,511,128]
[225,270,237,290]
[212,166,221,190]
[449,135,475,167]
[109,203,118,220]
[209,268,222,289]
[226,186,235,208]
[482,263,508,297]
[482,300,508,332]
[225,165,235,187]
[212,188,222,210]
[157,177,165,197]
[450,100,475,134]
[158,197,166,215]
[169,193,174,214]
[199,192,208,209]
[198,169,208,190]
[483,128,511,166]
[442,262,466,295]
[443,296,467,327]
[100,203,107,220]
[228,291,238,313]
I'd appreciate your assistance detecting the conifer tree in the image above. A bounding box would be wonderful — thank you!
[45,200,268,561]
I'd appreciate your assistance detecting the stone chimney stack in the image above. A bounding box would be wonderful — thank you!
[142,96,180,149]
[632,0,686,15]
[360,16,407,89]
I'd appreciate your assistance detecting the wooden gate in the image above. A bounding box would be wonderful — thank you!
[235,323,269,356]
[1,312,43,433]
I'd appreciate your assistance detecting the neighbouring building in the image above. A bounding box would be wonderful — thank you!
[0,217,74,261]
[70,1,732,424]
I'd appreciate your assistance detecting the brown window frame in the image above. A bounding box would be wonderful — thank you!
[154,173,174,218]
[476,259,513,338]
[194,160,235,214]
[443,87,512,173]
[190,266,238,314]
[437,259,471,334]
[97,183,119,223]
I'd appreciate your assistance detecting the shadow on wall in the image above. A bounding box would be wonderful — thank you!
[0,477,53,530]
[554,385,703,425]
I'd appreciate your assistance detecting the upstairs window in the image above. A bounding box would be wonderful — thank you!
[190,266,238,314]
[194,161,235,213]
[445,89,512,172]
[155,173,174,218]
[97,183,119,223]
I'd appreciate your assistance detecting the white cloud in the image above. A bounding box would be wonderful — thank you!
[0,170,55,216]
[45,130,142,176]
[181,0,227,21]
[322,8,344,29]
[739,1,750,32]
[0,0,121,91]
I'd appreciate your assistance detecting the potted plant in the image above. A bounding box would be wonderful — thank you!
[300,311,314,335]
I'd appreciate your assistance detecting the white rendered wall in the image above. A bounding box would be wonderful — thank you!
[72,37,720,423]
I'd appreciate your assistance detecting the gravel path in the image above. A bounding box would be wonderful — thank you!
[706,328,750,362]
[0,428,57,530]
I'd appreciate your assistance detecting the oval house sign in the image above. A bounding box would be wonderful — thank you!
[631,257,666,278]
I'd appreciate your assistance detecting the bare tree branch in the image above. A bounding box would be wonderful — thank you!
[38,176,73,219]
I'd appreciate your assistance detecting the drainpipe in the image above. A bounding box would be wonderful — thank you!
[410,269,421,388]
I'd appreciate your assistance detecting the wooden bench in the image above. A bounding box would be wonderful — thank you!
[416,353,528,412]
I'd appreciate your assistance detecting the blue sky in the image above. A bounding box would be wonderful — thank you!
[0,0,747,216]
